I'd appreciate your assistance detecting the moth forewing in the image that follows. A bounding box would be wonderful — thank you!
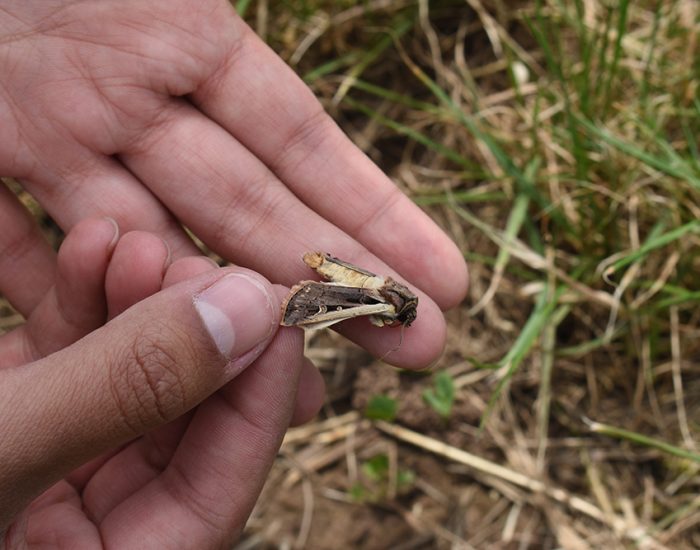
[280,281,396,329]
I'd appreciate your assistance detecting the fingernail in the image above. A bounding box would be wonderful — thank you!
[160,238,172,273]
[103,217,120,249]
[193,274,276,360]
[202,256,220,268]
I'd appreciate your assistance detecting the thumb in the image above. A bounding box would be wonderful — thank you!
[0,268,278,526]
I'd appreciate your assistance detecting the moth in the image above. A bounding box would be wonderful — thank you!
[281,252,418,331]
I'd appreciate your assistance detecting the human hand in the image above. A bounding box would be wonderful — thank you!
[0,0,468,369]
[1,218,323,547]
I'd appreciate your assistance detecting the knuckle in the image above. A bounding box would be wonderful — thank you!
[211,179,286,252]
[109,322,194,434]
[272,106,333,174]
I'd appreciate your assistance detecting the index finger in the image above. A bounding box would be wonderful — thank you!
[190,10,468,310]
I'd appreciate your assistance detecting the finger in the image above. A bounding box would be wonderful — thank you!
[119,101,447,368]
[2,3,201,261]
[105,247,219,320]
[75,266,316,516]
[21,481,101,546]
[337,307,446,369]
[290,357,325,427]
[69,256,225,496]
[162,256,220,288]
[73,256,221,497]
[0,183,56,316]
[97,327,305,547]
[105,231,170,318]
[81,290,321,519]
[18,155,201,260]
[0,222,177,368]
[78,416,191,520]
[44,251,209,495]
[0,267,279,528]
[0,218,117,368]
[190,14,468,309]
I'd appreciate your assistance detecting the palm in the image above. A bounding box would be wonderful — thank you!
[1,226,308,548]
[23,368,293,548]
[1,0,466,370]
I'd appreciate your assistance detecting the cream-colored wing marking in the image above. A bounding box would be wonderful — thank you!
[303,252,385,290]
[293,303,396,331]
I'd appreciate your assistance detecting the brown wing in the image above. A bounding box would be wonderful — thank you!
[281,281,384,326]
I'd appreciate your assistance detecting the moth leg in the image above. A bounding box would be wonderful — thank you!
[369,316,388,327]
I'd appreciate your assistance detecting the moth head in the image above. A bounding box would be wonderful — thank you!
[380,278,418,327]
[395,297,418,326]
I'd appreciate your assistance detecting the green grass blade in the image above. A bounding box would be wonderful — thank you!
[234,0,253,18]
[602,0,630,116]
[607,220,700,274]
[347,79,444,115]
[652,290,700,311]
[639,4,663,114]
[333,16,413,103]
[304,52,361,83]
[481,284,567,427]
[587,419,700,464]
[413,190,506,206]
[526,5,589,178]
[576,116,700,188]
[344,98,479,170]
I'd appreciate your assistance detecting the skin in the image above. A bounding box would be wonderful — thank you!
[0,1,468,547]
[0,0,467,367]
[1,218,324,547]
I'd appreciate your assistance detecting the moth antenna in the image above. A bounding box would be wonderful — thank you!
[379,325,405,362]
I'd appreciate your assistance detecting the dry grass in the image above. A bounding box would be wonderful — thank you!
[235,0,700,548]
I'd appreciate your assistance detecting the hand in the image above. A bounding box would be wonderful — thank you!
[1,218,324,547]
[0,0,468,368]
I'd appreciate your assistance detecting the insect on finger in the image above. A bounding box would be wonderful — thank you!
[280,252,418,330]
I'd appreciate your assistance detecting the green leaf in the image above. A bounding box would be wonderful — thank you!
[362,454,389,481]
[397,469,416,489]
[349,483,368,503]
[233,0,253,17]
[422,371,455,419]
[364,395,398,422]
